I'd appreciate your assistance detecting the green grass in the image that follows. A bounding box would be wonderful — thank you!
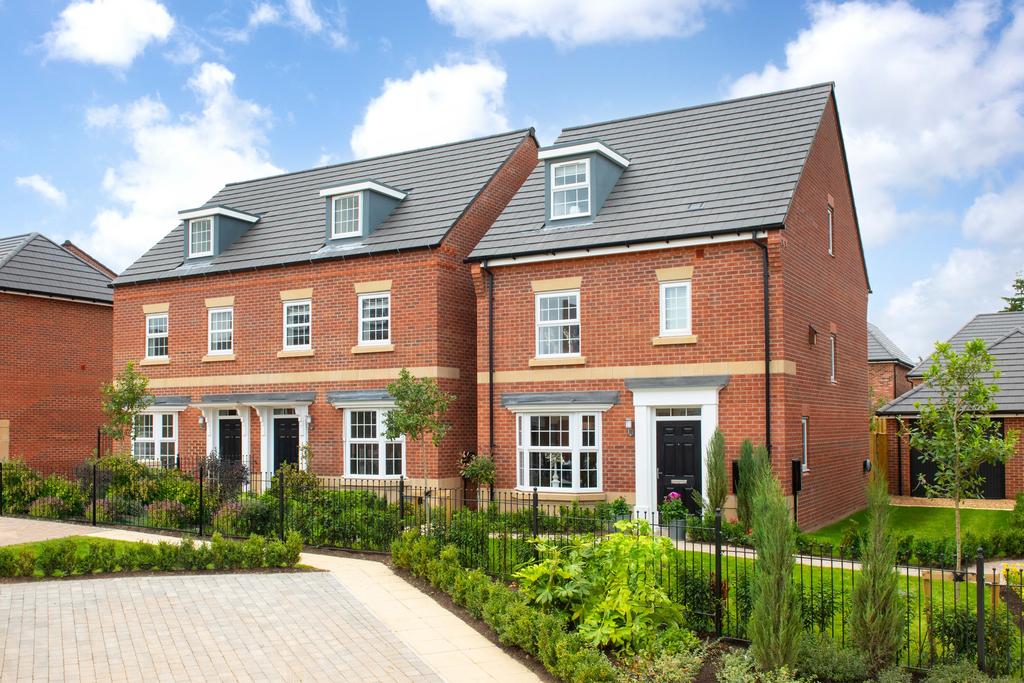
[808,506,1011,548]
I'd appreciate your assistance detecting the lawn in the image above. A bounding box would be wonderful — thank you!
[808,506,1011,548]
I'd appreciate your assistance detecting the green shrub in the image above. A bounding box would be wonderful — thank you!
[268,463,319,501]
[293,489,398,551]
[39,475,87,516]
[86,499,116,523]
[670,568,718,633]
[929,605,1019,677]
[735,440,769,528]
[718,650,810,683]
[0,546,35,577]
[1012,493,1024,530]
[28,496,70,519]
[0,460,43,513]
[795,632,869,682]
[144,500,190,529]
[874,665,912,683]
[922,660,1019,683]
[798,582,839,633]
[36,538,77,576]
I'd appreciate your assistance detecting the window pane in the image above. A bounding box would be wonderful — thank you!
[134,414,153,438]
[663,283,690,333]
[538,324,580,355]
[350,410,377,439]
[530,415,569,447]
[580,451,598,489]
[539,295,577,322]
[134,442,155,457]
[528,451,572,488]
[161,415,174,439]
[147,315,167,335]
[581,415,596,447]
[553,161,587,187]
[285,302,311,347]
[385,443,403,476]
[360,295,390,342]
[552,187,590,218]
[147,336,168,358]
[349,443,379,475]
[209,309,233,351]
[190,219,212,255]
[333,194,360,235]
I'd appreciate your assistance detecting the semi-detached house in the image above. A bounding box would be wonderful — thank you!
[112,130,537,486]
[467,84,871,530]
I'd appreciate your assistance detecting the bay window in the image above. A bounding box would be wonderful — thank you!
[516,412,601,491]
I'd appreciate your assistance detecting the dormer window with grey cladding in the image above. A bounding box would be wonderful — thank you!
[177,206,260,261]
[539,140,629,227]
[319,180,407,243]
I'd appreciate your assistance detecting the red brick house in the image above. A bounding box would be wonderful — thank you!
[878,311,1024,499]
[468,84,871,530]
[112,131,537,486]
[868,323,914,406]
[0,233,113,473]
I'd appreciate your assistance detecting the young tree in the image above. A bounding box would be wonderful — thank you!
[1002,273,1024,312]
[749,471,802,671]
[385,368,454,488]
[100,361,153,441]
[697,428,728,518]
[908,339,1018,575]
[849,477,903,672]
[736,441,770,528]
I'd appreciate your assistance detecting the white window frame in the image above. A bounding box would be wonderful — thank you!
[801,416,809,471]
[827,206,834,256]
[550,159,591,220]
[829,334,837,383]
[358,292,391,346]
[344,408,405,478]
[535,290,581,358]
[132,412,178,469]
[207,306,233,355]
[659,280,692,336]
[515,411,602,492]
[188,218,214,258]
[283,299,312,350]
[145,313,168,359]
[331,192,362,238]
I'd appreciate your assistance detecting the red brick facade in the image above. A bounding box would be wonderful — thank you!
[870,362,911,405]
[111,135,537,485]
[474,95,870,530]
[0,292,112,473]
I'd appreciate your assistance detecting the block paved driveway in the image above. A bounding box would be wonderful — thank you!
[0,518,541,683]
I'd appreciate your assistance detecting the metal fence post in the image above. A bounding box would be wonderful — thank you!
[714,508,723,637]
[531,487,539,538]
[198,465,205,537]
[398,477,405,531]
[976,548,986,673]
[278,468,286,541]
[91,463,98,526]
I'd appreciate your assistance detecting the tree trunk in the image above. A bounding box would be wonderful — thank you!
[954,498,962,575]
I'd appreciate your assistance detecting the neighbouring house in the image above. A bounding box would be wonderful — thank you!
[878,311,1024,499]
[112,131,537,485]
[0,233,113,473]
[868,323,914,405]
[467,83,871,530]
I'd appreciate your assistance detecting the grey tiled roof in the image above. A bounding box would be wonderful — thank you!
[0,233,113,303]
[907,311,1024,378]
[879,328,1024,415]
[469,83,834,260]
[116,130,533,285]
[867,323,913,367]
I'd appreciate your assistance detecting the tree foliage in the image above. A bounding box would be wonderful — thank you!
[907,339,1018,573]
[1002,273,1024,312]
[100,361,153,440]
[736,440,770,529]
[849,477,904,672]
[385,368,454,485]
[697,428,728,517]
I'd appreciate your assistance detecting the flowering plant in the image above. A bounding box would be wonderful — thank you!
[1004,563,1024,598]
[660,491,687,522]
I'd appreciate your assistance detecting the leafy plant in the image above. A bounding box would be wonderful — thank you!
[28,496,70,519]
[459,453,496,486]
[609,497,631,517]
[385,368,454,487]
[928,605,1019,677]
[736,441,770,529]
[660,491,687,522]
[796,632,869,683]
[144,500,190,529]
[701,427,728,517]
[100,361,154,440]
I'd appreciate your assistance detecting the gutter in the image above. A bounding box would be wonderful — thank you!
[481,262,496,454]
[752,238,772,452]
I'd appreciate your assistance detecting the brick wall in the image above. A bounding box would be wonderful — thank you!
[111,135,537,481]
[0,292,112,473]
[870,361,911,404]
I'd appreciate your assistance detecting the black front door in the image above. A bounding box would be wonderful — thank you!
[218,419,242,463]
[657,420,702,514]
[273,418,299,470]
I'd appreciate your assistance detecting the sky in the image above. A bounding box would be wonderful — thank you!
[1,0,1022,361]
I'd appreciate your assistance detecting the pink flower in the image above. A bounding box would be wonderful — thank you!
[666,491,681,501]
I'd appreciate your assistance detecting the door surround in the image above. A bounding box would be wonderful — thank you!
[194,403,252,473]
[629,379,725,521]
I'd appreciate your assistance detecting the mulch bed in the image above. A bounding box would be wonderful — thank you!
[0,566,318,585]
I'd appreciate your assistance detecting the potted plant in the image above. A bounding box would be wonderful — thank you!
[459,453,496,505]
[606,496,631,532]
[660,491,687,540]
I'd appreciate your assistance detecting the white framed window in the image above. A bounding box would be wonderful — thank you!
[801,416,809,470]
[358,292,390,345]
[345,409,404,477]
[827,206,834,256]
[659,281,692,336]
[550,159,591,219]
[515,412,601,491]
[331,193,361,237]
[188,218,213,258]
[829,334,837,383]
[536,290,580,357]
[145,313,168,359]
[132,413,177,469]
[207,307,233,354]
[283,300,311,350]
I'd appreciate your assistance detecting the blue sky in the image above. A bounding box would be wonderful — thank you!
[1,0,1022,359]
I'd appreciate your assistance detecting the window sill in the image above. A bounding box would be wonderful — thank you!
[652,334,698,346]
[529,356,586,367]
[277,349,315,358]
[351,344,395,354]
[516,489,605,502]
[139,357,169,366]
[202,354,235,362]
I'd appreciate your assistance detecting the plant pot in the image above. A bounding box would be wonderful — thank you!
[668,518,686,541]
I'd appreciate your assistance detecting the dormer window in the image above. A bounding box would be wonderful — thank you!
[332,193,362,238]
[551,160,591,219]
[188,218,213,258]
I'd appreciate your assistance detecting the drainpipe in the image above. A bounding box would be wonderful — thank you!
[481,262,495,453]
[753,238,772,453]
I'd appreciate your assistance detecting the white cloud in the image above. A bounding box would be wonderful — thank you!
[963,173,1024,244]
[286,0,323,33]
[15,175,67,207]
[729,1,1024,247]
[226,0,347,47]
[426,0,720,46]
[44,0,174,68]
[350,60,509,159]
[79,62,281,270]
